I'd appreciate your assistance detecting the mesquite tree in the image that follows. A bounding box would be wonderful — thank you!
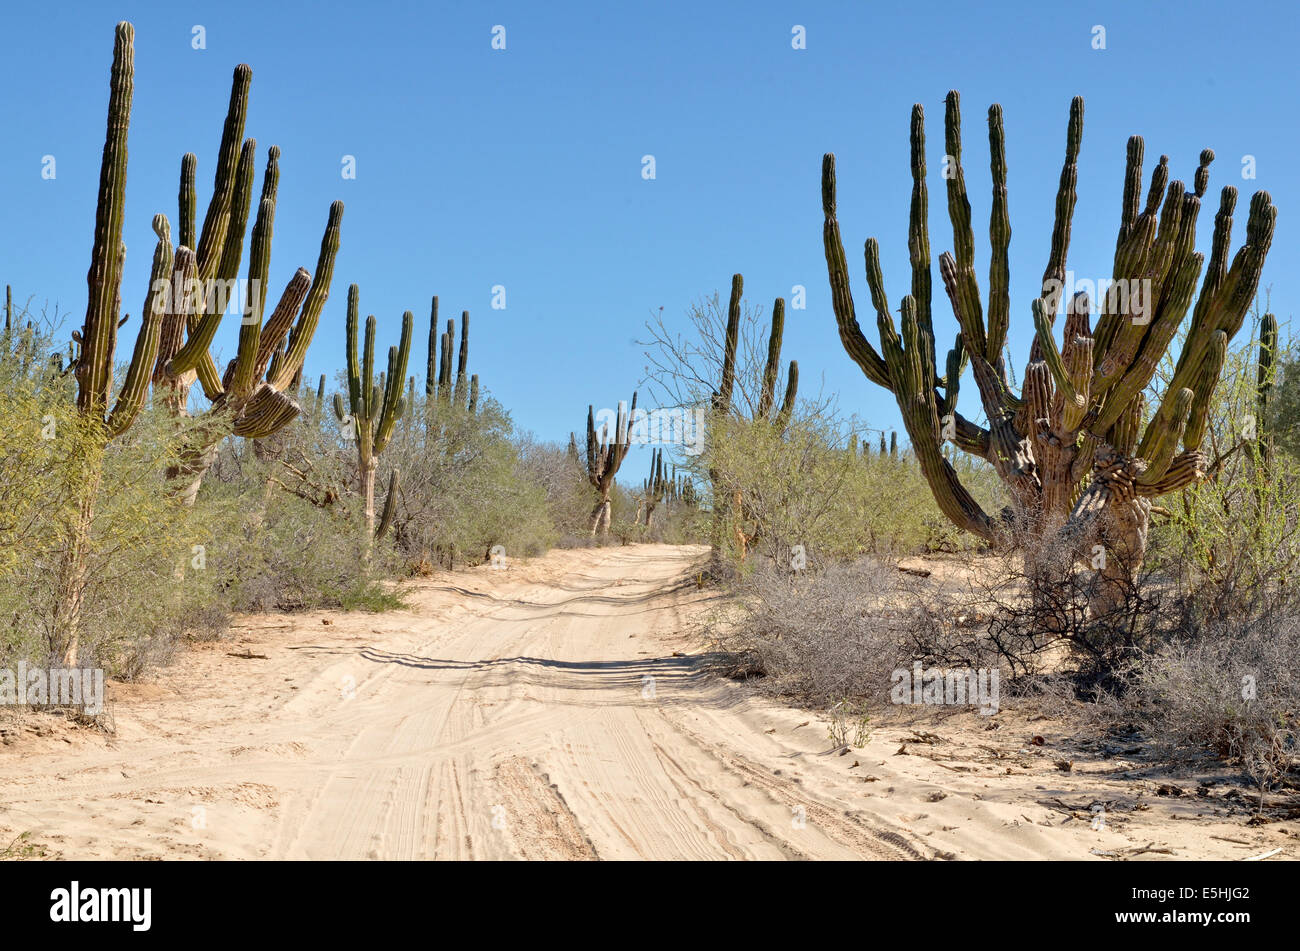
[821,91,1276,616]
[582,394,636,537]
[333,285,413,544]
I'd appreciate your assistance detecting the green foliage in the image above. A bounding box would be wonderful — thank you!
[704,407,1003,570]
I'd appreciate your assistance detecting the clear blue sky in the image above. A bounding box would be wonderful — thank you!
[3,0,1296,463]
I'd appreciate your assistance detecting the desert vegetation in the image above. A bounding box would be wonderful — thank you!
[2,18,1296,856]
[696,92,1296,803]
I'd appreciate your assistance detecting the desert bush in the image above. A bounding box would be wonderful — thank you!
[0,376,234,676]
[383,395,556,566]
[719,558,928,706]
[705,408,1003,571]
[1114,590,1300,792]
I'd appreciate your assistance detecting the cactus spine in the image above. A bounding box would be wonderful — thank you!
[333,284,413,543]
[821,91,1277,616]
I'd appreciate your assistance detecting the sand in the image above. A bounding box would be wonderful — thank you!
[0,544,1293,860]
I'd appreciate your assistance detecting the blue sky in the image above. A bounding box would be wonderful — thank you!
[3,0,1296,468]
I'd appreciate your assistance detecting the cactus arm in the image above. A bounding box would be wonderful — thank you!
[195,64,252,284]
[1257,312,1278,458]
[249,267,311,382]
[940,91,988,363]
[168,136,258,388]
[375,469,400,540]
[985,104,1011,366]
[821,155,890,390]
[715,275,742,412]
[231,385,300,437]
[343,284,361,416]
[425,295,438,397]
[453,310,470,405]
[1182,330,1228,452]
[774,360,798,432]
[1032,297,1081,410]
[757,297,785,419]
[908,104,937,391]
[372,310,413,455]
[1137,387,1195,484]
[358,313,376,457]
[80,20,134,420]
[178,152,197,252]
[269,199,343,391]
[230,196,274,398]
[107,214,173,435]
[153,247,196,386]
[1040,96,1083,304]
[469,374,479,413]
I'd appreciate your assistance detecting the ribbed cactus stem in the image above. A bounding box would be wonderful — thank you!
[196,64,252,283]
[425,295,438,397]
[714,274,742,413]
[107,214,173,435]
[454,310,470,405]
[79,20,134,419]
[270,200,343,391]
[1257,312,1278,460]
[757,297,785,419]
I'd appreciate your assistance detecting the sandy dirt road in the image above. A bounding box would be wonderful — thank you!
[0,545,922,860]
[1,544,1290,860]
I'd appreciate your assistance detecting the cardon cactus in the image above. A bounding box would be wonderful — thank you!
[149,56,344,503]
[427,297,479,413]
[821,91,1276,616]
[638,447,668,527]
[583,393,637,537]
[333,284,413,543]
[709,273,799,562]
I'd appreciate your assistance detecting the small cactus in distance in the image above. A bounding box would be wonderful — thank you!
[333,284,413,544]
[583,393,637,537]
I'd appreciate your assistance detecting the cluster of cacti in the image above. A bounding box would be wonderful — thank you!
[425,296,479,414]
[847,431,899,460]
[51,22,344,663]
[709,273,799,561]
[71,22,343,507]
[635,447,668,527]
[580,393,637,537]
[711,274,798,429]
[669,468,699,509]
[821,91,1276,613]
[333,285,413,543]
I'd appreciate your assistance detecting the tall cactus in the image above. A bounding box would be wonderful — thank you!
[148,57,344,503]
[584,393,637,537]
[427,300,479,413]
[333,284,413,543]
[708,274,799,562]
[1256,312,1278,465]
[638,447,668,527]
[821,91,1276,616]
